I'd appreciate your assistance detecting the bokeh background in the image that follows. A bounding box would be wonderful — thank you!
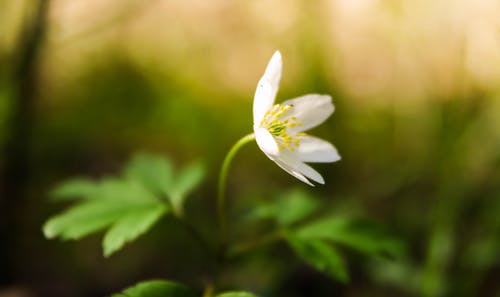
[1,0,499,296]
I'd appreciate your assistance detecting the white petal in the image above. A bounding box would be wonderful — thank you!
[254,127,279,157]
[282,94,334,133]
[253,51,282,125]
[296,136,341,163]
[273,157,314,186]
[273,151,325,185]
[297,162,325,184]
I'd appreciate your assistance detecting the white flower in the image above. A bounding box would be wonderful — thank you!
[253,51,340,186]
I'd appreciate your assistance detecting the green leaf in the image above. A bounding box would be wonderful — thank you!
[124,153,174,197]
[43,179,169,256]
[43,200,134,240]
[216,292,259,297]
[274,190,319,226]
[50,178,99,201]
[96,179,159,202]
[103,206,168,257]
[111,280,195,297]
[287,235,349,282]
[124,154,204,214]
[296,216,403,257]
[295,216,351,238]
[245,189,318,226]
[44,153,204,257]
[168,162,204,213]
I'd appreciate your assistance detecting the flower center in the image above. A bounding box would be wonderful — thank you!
[259,104,305,152]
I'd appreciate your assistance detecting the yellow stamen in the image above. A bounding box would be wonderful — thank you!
[259,104,305,152]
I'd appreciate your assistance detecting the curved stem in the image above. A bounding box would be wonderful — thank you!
[217,133,255,246]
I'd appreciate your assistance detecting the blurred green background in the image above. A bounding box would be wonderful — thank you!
[1,0,499,296]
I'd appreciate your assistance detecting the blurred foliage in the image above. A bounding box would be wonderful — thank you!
[215,292,259,297]
[44,155,401,294]
[111,279,260,297]
[237,190,402,284]
[244,189,319,227]
[287,236,348,283]
[43,153,204,257]
[111,280,195,297]
[1,0,500,296]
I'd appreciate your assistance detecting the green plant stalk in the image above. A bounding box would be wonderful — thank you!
[217,133,255,246]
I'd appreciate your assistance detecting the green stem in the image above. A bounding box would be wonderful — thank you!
[217,133,255,246]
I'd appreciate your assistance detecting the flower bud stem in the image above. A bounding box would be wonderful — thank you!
[217,133,255,247]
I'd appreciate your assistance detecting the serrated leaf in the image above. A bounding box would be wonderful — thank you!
[296,217,403,257]
[103,206,168,257]
[43,179,169,256]
[44,154,204,256]
[111,280,195,297]
[50,178,99,201]
[216,292,259,297]
[168,162,204,213]
[124,153,174,197]
[287,235,349,282]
